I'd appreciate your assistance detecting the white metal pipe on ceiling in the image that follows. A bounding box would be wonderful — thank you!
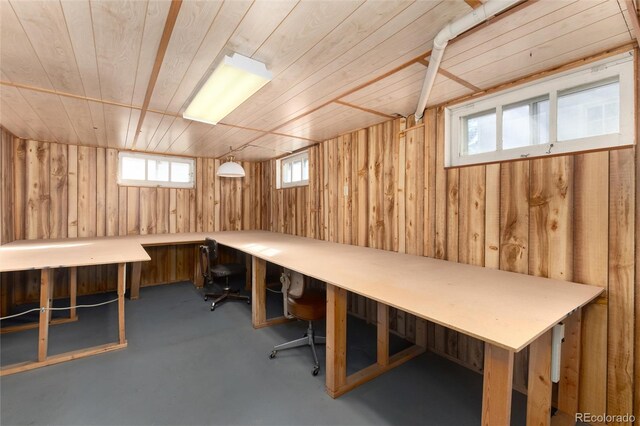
[414,0,521,121]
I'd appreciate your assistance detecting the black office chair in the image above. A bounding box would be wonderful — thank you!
[199,238,249,311]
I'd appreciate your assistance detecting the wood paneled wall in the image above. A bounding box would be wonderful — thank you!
[0,128,15,245]
[0,132,261,308]
[259,106,638,417]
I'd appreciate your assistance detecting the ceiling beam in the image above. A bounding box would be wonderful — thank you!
[417,59,481,92]
[624,0,640,44]
[130,0,183,151]
[464,0,484,9]
[333,100,397,119]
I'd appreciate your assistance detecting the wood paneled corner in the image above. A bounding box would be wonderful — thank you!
[259,107,638,414]
[1,134,261,304]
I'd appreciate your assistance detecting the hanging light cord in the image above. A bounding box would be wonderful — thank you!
[0,298,118,321]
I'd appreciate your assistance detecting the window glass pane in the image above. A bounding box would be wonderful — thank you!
[302,159,309,181]
[292,161,302,182]
[283,162,291,183]
[503,98,549,150]
[463,110,496,155]
[170,162,191,183]
[122,156,146,180]
[148,159,169,181]
[557,80,619,141]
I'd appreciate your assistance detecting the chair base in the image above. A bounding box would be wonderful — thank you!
[269,321,325,376]
[204,288,250,311]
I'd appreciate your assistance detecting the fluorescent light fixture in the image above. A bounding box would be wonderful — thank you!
[217,156,245,178]
[183,53,272,125]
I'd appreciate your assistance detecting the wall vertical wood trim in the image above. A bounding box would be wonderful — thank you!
[67,145,78,238]
[105,149,119,236]
[633,45,640,424]
[396,118,406,253]
[96,148,106,237]
[49,143,67,239]
[12,137,26,241]
[607,148,635,418]
[1,128,15,244]
[574,151,609,414]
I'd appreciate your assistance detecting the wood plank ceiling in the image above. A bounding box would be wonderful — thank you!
[0,0,635,161]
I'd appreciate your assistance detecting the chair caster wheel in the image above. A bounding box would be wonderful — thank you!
[312,366,319,376]
[269,351,277,359]
[204,296,208,301]
[247,299,251,305]
[210,303,216,311]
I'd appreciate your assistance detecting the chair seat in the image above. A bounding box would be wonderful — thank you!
[211,263,244,278]
[288,288,326,321]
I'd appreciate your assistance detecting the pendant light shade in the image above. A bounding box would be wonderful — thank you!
[217,156,245,178]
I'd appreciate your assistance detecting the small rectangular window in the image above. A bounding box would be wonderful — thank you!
[277,151,309,189]
[118,152,194,188]
[502,96,549,150]
[446,52,634,167]
[462,109,496,155]
[557,78,619,141]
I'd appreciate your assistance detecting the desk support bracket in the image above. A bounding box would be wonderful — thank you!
[325,284,426,398]
[1,263,128,376]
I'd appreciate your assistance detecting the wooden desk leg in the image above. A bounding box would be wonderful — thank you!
[481,343,514,426]
[117,263,126,344]
[69,267,77,320]
[130,262,142,300]
[557,309,582,420]
[251,256,266,328]
[38,269,54,362]
[326,284,347,397]
[527,330,552,426]
[377,303,389,367]
[245,254,252,292]
[47,271,54,324]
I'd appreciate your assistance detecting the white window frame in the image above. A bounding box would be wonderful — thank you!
[276,151,309,189]
[445,52,635,167]
[118,152,195,189]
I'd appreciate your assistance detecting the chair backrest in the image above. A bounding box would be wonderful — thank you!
[288,270,305,299]
[205,238,219,261]
[199,244,211,281]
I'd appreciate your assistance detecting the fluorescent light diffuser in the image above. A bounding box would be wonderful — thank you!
[183,53,272,125]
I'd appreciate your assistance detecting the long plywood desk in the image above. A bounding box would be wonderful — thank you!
[0,239,150,375]
[2,231,603,425]
[208,231,603,426]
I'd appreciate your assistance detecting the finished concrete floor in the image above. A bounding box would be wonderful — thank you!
[1,282,531,426]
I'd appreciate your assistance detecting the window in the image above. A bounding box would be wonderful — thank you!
[277,151,309,188]
[445,52,634,167]
[118,152,195,188]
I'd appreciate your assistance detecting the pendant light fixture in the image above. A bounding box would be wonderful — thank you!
[217,147,245,178]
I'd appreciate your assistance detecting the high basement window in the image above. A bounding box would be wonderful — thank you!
[118,152,195,188]
[445,52,635,167]
[277,151,309,189]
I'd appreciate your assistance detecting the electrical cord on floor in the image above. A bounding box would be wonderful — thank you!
[0,298,118,321]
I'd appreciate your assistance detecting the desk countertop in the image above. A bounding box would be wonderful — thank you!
[0,237,151,272]
[210,231,603,352]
